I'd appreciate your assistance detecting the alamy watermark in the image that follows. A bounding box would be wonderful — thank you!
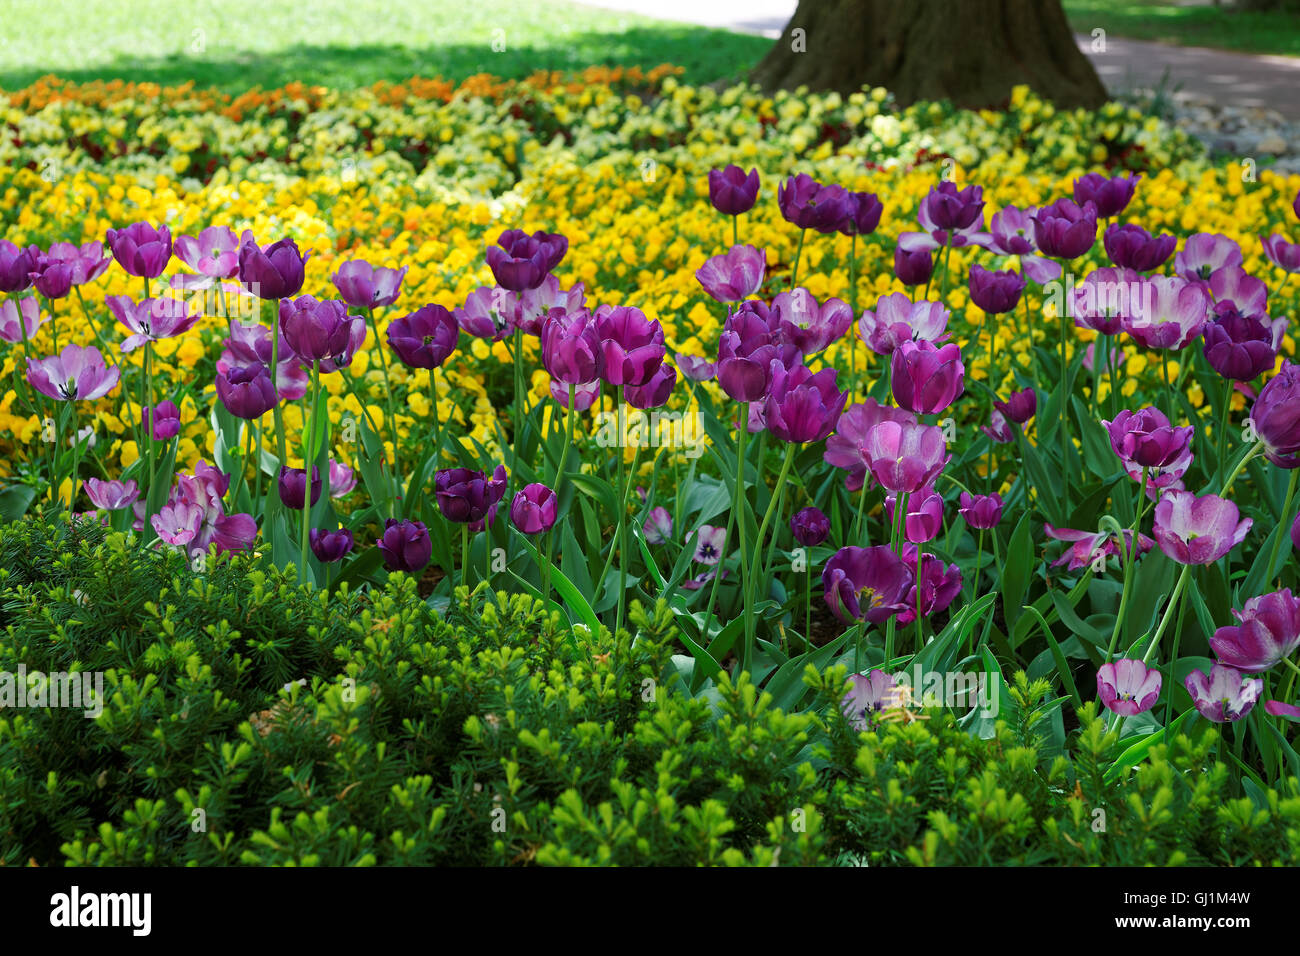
[0,666,104,718]
[592,405,705,459]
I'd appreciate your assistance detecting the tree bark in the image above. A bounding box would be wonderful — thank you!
[751,0,1107,110]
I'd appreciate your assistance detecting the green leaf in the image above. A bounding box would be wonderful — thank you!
[517,533,601,641]
[1001,511,1033,633]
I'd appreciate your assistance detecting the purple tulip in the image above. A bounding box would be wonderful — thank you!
[771,288,853,355]
[763,362,846,444]
[1209,265,1268,320]
[716,305,780,402]
[145,400,181,441]
[310,528,355,562]
[1032,198,1097,259]
[1103,223,1176,272]
[1123,275,1209,351]
[1184,664,1262,723]
[898,545,962,624]
[280,295,354,364]
[486,229,567,292]
[1266,700,1300,720]
[238,237,307,300]
[1073,171,1139,219]
[549,378,600,409]
[26,344,120,401]
[993,388,1036,425]
[627,363,676,409]
[174,226,245,281]
[388,304,459,369]
[510,483,558,534]
[692,524,726,565]
[1202,310,1278,381]
[378,518,431,573]
[675,352,716,382]
[1210,589,1300,674]
[1096,659,1161,716]
[46,241,113,286]
[329,459,357,498]
[0,297,46,343]
[981,409,1015,444]
[597,304,665,387]
[958,492,1003,530]
[840,191,884,237]
[857,292,949,356]
[1084,340,1127,375]
[1071,266,1142,335]
[1175,233,1242,282]
[541,308,604,386]
[141,463,256,558]
[152,501,203,548]
[842,670,899,730]
[0,240,38,293]
[824,399,918,492]
[331,259,407,309]
[106,222,172,279]
[1045,524,1153,573]
[435,465,508,524]
[778,173,852,233]
[1262,234,1300,274]
[643,506,673,544]
[1103,406,1193,471]
[897,182,989,254]
[968,264,1025,314]
[790,506,830,547]
[822,545,914,624]
[454,286,515,341]
[216,363,278,420]
[893,245,934,286]
[1250,362,1300,468]
[218,319,307,400]
[278,465,322,510]
[84,478,139,511]
[515,274,586,336]
[1153,491,1251,565]
[695,245,766,303]
[985,206,1060,283]
[891,339,964,415]
[862,419,949,494]
[885,485,944,544]
[29,256,74,299]
[106,295,200,352]
[708,165,760,216]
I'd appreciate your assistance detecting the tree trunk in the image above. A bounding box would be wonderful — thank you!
[751,0,1107,110]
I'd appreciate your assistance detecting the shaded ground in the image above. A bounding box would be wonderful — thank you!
[0,0,770,91]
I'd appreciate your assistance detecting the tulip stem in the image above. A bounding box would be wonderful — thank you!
[366,306,402,513]
[1282,656,1300,680]
[142,342,155,536]
[461,524,470,596]
[1162,585,1190,729]
[267,299,288,476]
[805,562,813,651]
[615,386,628,637]
[1220,441,1265,498]
[746,444,797,663]
[542,528,555,613]
[732,216,739,249]
[971,528,985,604]
[1106,466,1149,663]
[430,367,442,475]
[1140,564,1191,665]
[299,360,320,586]
[553,384,576,488]
[848,233,858,398]
[733,402,750,669]
[851,483,869,545]
[790,229,806,290]
[1216,378,1233,490]
[1265,468,1300,586]
[1058,301,1070,508]
[1160,349,1174,421]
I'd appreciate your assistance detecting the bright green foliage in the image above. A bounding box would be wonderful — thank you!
[2,518,1296,865]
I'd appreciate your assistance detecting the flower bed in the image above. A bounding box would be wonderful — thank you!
[2,71,1300,864]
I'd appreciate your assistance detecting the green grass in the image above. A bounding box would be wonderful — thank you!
[0,0,770,93]
[1064,0,1300,57]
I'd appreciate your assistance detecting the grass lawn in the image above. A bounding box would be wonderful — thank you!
[0,0,770,92]
[1063,0,1300,57]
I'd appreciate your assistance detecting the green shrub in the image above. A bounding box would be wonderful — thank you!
[1,518,1296,866]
